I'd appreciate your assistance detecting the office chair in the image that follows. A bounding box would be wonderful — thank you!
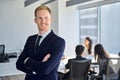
[92,58,120,80]
[69,60,91,80]
[105,58,120,80]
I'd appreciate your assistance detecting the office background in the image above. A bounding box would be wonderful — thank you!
[0,0,120,57]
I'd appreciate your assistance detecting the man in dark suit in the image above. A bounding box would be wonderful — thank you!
[63,45,86,80]
[16,5,65,80]
[65,45,86,69]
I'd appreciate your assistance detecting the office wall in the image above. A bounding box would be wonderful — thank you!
[0,0,58,53]
[58,0,80,57]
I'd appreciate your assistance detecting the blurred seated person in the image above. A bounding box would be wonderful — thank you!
[94,44,110,78]
[94,44,110,61]
[63,45,87,80]
[82,37,94,59]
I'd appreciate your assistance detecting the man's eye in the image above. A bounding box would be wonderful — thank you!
[38,17,42,19]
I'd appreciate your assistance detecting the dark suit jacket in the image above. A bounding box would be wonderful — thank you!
[16,30,65,80]
[65,56,87,69]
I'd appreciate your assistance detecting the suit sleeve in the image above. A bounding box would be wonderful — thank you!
[16,37,33,74]
[25,38,65,75]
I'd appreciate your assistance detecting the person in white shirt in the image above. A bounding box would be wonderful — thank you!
[82,37,94,59]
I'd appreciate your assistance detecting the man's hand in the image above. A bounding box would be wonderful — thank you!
[42,53,51,62]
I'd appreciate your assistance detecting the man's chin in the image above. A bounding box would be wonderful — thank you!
[40,29,49,32]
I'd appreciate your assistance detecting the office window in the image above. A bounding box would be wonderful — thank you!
[100,2,120,53]
[79,7,98,44]
[78,2,120,53]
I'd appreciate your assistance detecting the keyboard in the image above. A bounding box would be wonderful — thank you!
[7,52,17,58]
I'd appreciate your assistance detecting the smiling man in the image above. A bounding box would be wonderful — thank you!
[16,5,65,80]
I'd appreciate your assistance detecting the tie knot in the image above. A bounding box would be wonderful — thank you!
[36,35,42,46]
[38,35,42,39]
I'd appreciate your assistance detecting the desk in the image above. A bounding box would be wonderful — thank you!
[0,57,69,76]
[58,56,98,73]
[109,53,120,64]
[58,58,69,74]
[0,58,24,77]
[110,53,119,58]
[0,57,68,79]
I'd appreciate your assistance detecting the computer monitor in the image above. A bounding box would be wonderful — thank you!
[0,44,5,58]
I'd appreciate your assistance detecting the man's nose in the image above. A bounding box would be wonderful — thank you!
[41,18,46,23]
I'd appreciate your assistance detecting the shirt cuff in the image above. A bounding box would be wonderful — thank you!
[24,57,29,64]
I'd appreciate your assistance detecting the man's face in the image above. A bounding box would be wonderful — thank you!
[35,10,52,32]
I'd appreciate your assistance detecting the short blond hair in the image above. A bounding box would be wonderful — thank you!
[34,5,51,17]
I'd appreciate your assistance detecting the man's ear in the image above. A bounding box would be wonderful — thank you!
[50,15,52,23]
[34,18,37,23]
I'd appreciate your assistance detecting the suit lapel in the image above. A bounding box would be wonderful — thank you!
[37,31,54,53]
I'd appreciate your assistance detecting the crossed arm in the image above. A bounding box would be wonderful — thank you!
[42,53,51,62]
[24,53,51,63]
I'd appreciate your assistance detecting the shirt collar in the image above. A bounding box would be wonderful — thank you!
[38,29,51,38]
